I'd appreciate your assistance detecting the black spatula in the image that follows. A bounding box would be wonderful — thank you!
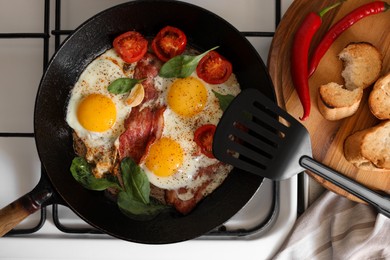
[213,88,390,218]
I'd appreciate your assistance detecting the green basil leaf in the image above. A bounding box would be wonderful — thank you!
[107,78,143,94]
[117,191,168,221]
[70,157,121,191]
[120,157,150,204]
[212,90,235,112]
[159,46,219,78]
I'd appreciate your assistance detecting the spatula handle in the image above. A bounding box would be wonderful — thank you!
[300,155,390,218]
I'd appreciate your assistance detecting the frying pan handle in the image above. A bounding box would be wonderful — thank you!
[0,188,52,236]
[300,155,390,218]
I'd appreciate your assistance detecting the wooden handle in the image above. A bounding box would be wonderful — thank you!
[0,189,52,236]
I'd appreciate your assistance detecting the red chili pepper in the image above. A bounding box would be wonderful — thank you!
[291,2,344,121]
[308,1,390,77]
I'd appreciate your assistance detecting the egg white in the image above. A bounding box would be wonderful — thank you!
[66,49,133,176]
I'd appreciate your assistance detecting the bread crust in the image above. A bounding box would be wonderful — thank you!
[344,120,390,171]
[317,82,363,121]
[368,72,390,120]
[344,130,375,171]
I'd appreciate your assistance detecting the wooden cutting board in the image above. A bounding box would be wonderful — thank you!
[268,0,390,203]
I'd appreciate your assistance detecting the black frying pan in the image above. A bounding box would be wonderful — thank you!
[0,0,275,244]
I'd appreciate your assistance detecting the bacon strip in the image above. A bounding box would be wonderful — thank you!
[118,106,165,163]
[165,163,224,215]
[118,53,164,163]
[133,52,162,103]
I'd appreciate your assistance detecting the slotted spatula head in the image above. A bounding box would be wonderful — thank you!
[213,89,390,218]
[213,88,312,180]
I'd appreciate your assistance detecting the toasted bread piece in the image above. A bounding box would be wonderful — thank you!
[368,72,390,120]
[318,42,382,121]
[318,82,363,121]
[344,120,390,171]
[339,42,382,90]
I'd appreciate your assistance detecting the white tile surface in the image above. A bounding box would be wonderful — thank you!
[0,0,45,32]
[0,40,43,132]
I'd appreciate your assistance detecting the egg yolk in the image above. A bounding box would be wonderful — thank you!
[145,137,184,177]
[167,77,207,117]
[77,94,116,132]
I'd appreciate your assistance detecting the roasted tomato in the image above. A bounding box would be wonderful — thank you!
[196,51,233,84]
[151,26,187,62]
[194,124,217,158]
[113,31,148,63]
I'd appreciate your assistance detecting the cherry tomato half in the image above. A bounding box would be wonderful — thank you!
[196,51,233,84]
[151,26,187,62]
[113,31,148,63]
[194,124,217,159]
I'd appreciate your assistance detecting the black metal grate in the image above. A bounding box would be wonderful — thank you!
[0,0,51,235]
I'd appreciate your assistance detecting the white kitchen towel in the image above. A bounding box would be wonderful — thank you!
[273,190,390,260]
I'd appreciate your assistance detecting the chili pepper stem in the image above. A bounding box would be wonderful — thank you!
[319,0,346,17]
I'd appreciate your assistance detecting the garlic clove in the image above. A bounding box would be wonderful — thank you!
[125,83,145,107]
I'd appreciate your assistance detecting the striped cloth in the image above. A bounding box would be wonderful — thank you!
[273,191,390,260]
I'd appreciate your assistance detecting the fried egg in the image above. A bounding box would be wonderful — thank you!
[139,72,240,194]
[66,49,133,177]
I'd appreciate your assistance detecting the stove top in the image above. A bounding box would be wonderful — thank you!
[0,0,304,259]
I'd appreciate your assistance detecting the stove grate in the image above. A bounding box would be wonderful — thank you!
[0,0,51,236]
